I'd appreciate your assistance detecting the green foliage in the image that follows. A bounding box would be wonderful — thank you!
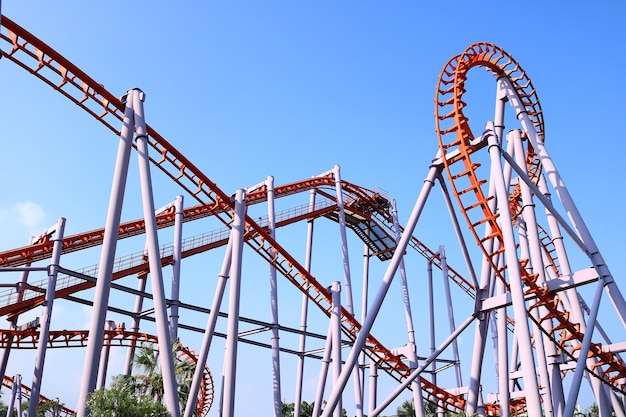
[299,401,315,417]
[396,398,476,417]
[85,341,195,417]
[397,399,415,417]
[282,401,295,417]
[584,403,599,417]
[2,399,65,417]
[34,400,66,417]
[132,342,196,412]
[86,375,170,417]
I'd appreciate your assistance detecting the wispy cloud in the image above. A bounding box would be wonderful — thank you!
[0,201,47,247]
[14,201,47,233]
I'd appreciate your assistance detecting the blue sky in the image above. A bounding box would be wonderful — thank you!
[1,1,625,415]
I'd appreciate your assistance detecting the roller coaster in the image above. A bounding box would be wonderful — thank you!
[1,11,625,417]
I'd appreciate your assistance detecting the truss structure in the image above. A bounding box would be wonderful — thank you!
[1,13,625,417]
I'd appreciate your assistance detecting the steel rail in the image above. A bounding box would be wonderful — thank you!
[1,15,470,412]
[0,331,214,416]
[434,41,626,413]
[0,177,384,266]
[2,375,76,417]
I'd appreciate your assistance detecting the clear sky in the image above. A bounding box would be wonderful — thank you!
[1,1,625,416]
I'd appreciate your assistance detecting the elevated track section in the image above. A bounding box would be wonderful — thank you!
[1,14,625,417]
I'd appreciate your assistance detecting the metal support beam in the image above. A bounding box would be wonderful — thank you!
[331,281,343,417]
[134,89,180,417]
[294,189,316,417]
[391,199,424,417]
[76,89,136,417]
[28,217,66,417]
[485,122,543,416]
[8,374,23,417]
[265,176,283,417]
[321,158,442,417]
[169,194,184,341]
[183,238,233,417]
[221,189,247,417]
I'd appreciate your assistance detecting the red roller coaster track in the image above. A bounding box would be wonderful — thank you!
[0,330,214,417]
[0,14,471,414]
[435,42,626,394]
[2,13,625,417]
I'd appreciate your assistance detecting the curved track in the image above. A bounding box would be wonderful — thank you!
[2,15,625,417]
[0,330,214,416]
[0,14,470,413]
[2,376,76,417]
[435,42,626,393]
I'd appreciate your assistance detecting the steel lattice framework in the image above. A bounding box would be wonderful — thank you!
[1,13,625,417]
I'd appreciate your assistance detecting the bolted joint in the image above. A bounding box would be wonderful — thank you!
[126,87,146,102]
[120,88,146,109]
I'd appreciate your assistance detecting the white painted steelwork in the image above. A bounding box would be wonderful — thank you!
[1,24,626,417]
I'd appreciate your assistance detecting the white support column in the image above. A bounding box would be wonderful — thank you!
[485,122,543,416]
[8,374,23,417]
[76,89,136,417]
[321,160,442,417]
[536,171,586,417]
[510,129,561,416]
[427,257,443,415]
[294,189,316,417]
[495,277,510,417]
[391,200,424,417]
[97,320,117,390]
[169,195,184,341]
[501,77,626,327]
[133,89,180,417]
[126,198,180,375]
[331,281,343,417]
[183,239,233,417]
[333,165,363,415]
[312,326,333,417]
[439,246,463,387]
[610,389,626,417]
[490,77,510,417]
[516,219,554,417]
[357,241,370,411]
[466,301,490,416]
[565,278,607,417]
[222,189,247,417]
[28,217,65,417]
[333,165,355,314]
[368,359,378,416]
[265,176,283,417]
[498,83,626,415]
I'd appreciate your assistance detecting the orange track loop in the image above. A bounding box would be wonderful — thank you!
[434,43,548,415]
[0,329,214,416]
[435,41,626,413]
[9,15,603,413]
[1,16,474,414]
[435,42,544,286]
